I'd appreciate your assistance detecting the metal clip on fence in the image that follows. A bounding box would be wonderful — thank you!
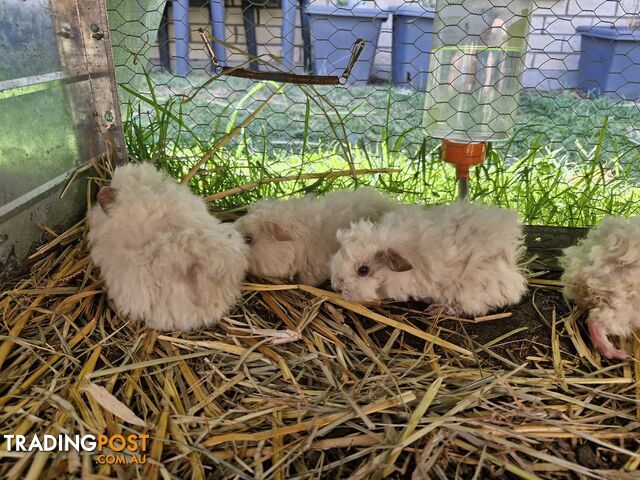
[340,39,366,85]
[198,30,365,85]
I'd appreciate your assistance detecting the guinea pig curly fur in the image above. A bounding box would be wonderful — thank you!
[560,216,640,360]
[87,163,248,331]
[234,187,398,286]
[331,202,528,316]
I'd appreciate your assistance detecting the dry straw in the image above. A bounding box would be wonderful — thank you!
[1,161,639,479]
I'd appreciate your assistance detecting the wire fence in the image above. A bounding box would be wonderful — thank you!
[106,0,640,225]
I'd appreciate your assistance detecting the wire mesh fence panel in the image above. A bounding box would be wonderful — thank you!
[107,0,640,226]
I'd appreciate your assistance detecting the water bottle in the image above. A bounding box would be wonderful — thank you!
[424,0,533,143]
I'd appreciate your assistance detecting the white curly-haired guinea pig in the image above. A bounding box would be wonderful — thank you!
[234,188,398,286]
[560,216,640,360]
[88,163,248,331]
[331,202,528,316]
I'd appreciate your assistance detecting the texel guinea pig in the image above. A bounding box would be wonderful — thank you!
[561,216,640,360]
[233,187,398,286]
[87,163,248,331]
[331,202,528,316]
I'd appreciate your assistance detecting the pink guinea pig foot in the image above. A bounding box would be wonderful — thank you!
[425,304,456,317]
[587,318,629,360]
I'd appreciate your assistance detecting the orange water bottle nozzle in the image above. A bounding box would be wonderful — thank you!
[441,140,488,199]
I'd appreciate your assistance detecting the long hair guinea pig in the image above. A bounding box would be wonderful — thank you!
[560,216,640,360]
[87,163,248,331]
[234,188,398,286]
[331,202,528,316]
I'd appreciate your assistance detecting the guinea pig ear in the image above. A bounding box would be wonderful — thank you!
[180,262,208,307]
[96,186,117,214]
[374,248,413,272]
[267,222,293,242]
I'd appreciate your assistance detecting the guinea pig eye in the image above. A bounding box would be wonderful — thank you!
[357,265,370,277]
[244,235,253,245]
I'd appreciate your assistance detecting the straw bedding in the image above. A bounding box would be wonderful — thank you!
[1,167,639,480]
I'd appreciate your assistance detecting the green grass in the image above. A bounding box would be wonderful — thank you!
[127,71,640,156]
[120,70,640,227]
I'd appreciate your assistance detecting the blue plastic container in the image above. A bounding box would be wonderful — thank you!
[390,4,435,90]
[576,25,640,100]
[306,4,388,84]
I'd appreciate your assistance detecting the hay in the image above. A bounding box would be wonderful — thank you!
[1,171,639,479]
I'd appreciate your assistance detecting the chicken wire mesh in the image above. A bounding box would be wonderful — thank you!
[106,0,640,225]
